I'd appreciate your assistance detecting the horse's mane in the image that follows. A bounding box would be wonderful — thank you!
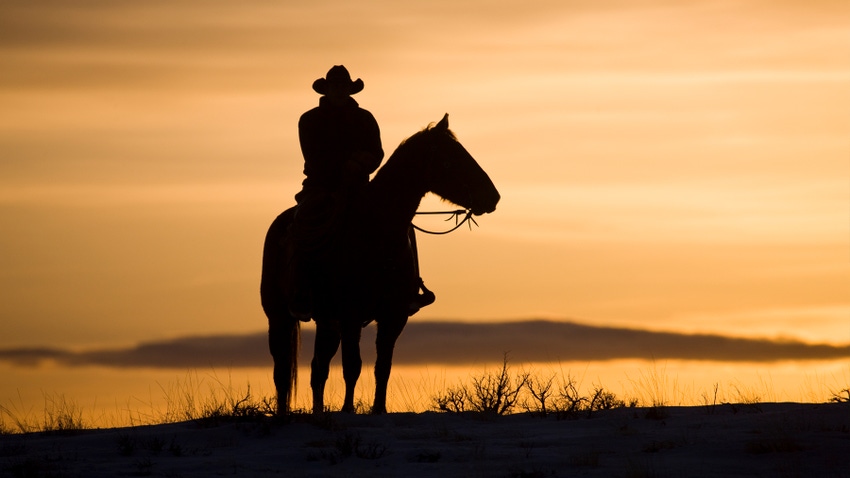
[397,122,457,148]
[373,121,459,184]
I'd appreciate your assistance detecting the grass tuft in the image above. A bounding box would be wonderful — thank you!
[154,371,276,426]
[0,393,87,434]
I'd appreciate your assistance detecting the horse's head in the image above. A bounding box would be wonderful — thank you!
[422,114,500,216]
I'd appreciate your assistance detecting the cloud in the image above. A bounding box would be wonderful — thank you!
[2,320,848,369]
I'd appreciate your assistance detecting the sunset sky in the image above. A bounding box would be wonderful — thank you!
[1,0,848,358]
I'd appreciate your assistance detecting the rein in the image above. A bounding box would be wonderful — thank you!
[412,209,478,235]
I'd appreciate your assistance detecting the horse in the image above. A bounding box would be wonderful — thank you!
[260,114,500,414]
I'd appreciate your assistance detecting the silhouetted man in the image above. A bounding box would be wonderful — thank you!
[289,65,434,320]
[296,65,384,209]
[287,65,383,319]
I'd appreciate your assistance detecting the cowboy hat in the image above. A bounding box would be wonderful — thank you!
[312,65,364,95]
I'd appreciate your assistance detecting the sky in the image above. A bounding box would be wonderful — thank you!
[1,0,848,357]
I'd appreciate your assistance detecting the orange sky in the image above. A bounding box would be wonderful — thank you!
[1,0,848,350]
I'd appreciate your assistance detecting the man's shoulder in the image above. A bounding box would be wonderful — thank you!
[299,106,324,127]
[299,103,376,125]
[353,106,378,123]
[300,106,322,119]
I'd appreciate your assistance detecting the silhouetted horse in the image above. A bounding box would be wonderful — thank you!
[261,114,500,414]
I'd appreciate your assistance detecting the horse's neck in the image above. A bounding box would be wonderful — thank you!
[367,141,428,233]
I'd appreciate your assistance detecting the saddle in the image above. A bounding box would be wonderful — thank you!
[284,200,435,321]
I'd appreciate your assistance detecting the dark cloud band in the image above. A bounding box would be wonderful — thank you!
[2,320,848,369]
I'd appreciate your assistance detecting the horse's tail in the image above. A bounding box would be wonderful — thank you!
[261,208,300,414]
[268,314,300,414]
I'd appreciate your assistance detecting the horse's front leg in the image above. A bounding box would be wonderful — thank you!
[339,321,363,413]
[373,315,408,414]
[310,320,340,413]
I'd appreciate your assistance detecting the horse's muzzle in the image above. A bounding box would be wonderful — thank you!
[471,189,500,215]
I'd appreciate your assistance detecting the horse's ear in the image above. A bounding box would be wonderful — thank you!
[436,113,449,131]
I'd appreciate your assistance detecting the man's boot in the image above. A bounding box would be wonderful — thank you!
[408,278,436,315]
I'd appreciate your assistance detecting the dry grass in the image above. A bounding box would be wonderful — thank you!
[2,361,848,434]
[0,392,87,434]
[0,373,279,435]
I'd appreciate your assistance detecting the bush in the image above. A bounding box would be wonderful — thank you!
[524,374,557,416]
[433,386,468,413]
[434,355,528,416]
[433,356,628,417]
[468,355,528,415]
[830,388,850,404]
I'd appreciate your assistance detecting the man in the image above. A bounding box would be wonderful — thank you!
[288,65,433,319]
[296,65,384,209]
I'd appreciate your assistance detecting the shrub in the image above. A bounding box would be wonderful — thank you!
[433,356,629,417]
[829,388,850,404]
[552,375,588,419]
[433,386,468,413]
[524,374,557,416]
[433,355,528,416]
[467,356,529,415]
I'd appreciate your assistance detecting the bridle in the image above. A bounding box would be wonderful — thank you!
[411,127,481,235]
[412,209,478,235]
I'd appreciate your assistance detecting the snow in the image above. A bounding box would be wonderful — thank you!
[2,403,848,477]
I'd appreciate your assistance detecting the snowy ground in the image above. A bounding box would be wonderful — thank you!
[2,403,848,477]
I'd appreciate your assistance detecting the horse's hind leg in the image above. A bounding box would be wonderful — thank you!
[310,320,340,413]
[339,321,363,413]
[373,316,408,414]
